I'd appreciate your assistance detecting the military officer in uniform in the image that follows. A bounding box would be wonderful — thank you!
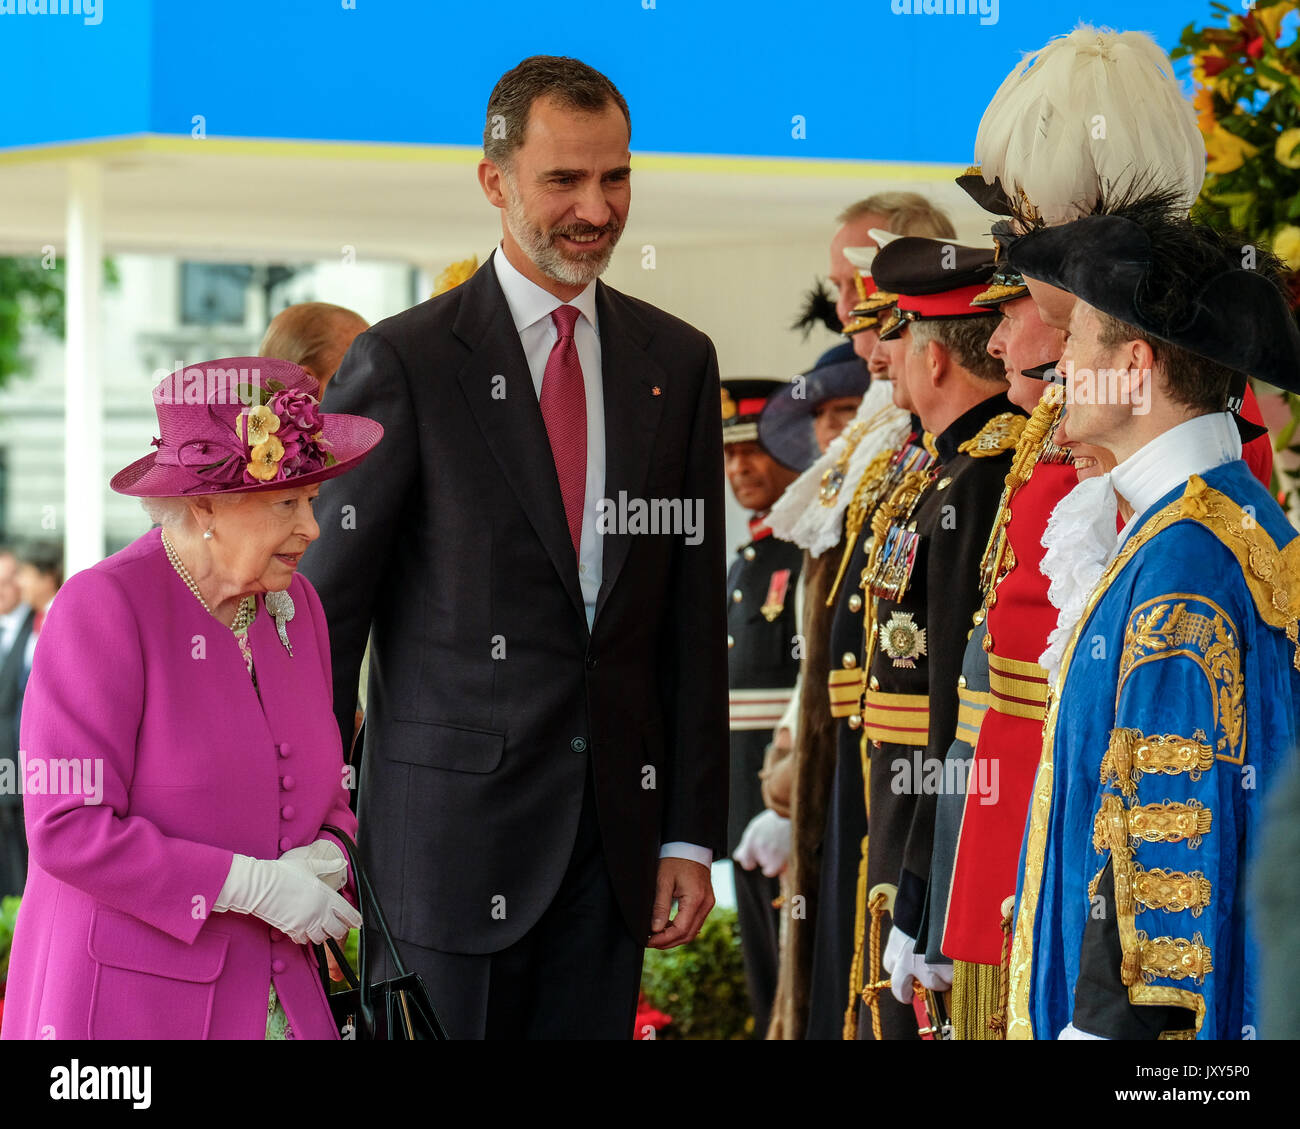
[842,236,1025,1040]
[721,378,804,1035]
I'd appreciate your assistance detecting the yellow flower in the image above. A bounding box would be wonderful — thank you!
[432,256,478,297]
[1272,224,1300,269]
[239,404,281,447]
[1205,125,1260,174]
[1193,87,1217,135]
[1256,2,1292,44]
[1277,128,1300,168]
[247,435,285,481]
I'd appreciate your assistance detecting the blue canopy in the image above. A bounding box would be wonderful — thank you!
[1,0,1195,164]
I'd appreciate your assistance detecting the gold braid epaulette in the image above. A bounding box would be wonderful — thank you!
[976,392,1064,606]
[825,447,896,608]
[1179,476,1300,671]
[958,411,1026,459]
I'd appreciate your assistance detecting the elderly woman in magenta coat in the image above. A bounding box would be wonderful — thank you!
[1,357,383,1040]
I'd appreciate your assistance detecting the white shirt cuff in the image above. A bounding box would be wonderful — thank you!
[659,842,713,867]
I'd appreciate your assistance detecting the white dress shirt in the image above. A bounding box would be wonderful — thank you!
[1112,412,1241,548]
[491,246,711,869]
[492,246,606,626]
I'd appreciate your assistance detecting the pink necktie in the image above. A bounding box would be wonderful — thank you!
[539,305,587,556]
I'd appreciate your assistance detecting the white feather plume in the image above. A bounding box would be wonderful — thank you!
[973,25,1205,226]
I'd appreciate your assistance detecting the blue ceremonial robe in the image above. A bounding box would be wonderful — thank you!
[1008,460,1300,1039]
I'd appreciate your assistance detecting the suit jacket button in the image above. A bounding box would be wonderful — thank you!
[279,836,292,851]
[272,959,286,974]
[727,634,735,649]
[570,737,588,753]
[732,589,743,603]
[585,656,597,670]
[743,546,756,561]
[282,805,296,820]
[278,742,291,758]
[281,775,295,791]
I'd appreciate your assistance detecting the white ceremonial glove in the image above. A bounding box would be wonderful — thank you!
[732,810,792,877]
[911,951,954,992]
[214,854,361,945]
[884,926,916,1004]
[1058,1023,1108,1040]
[279,839,348,892]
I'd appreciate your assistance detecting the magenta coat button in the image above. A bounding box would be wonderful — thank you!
[272,960,286,974]
[279,836,292,851]
[281,775,295,791]
[278,742,291,758]
[281,805,296,820]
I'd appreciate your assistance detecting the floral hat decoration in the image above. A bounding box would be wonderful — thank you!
[111,356,383,496]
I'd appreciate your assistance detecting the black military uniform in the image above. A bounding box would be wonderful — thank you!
[802,420,914,1040]
[722,378,804,1036]
[852,239,1024,1040]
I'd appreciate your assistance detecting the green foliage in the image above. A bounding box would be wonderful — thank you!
[640,905,754,1040]
[0,896,21,985]
[1177,3,1300,507]
[0,256,119,391]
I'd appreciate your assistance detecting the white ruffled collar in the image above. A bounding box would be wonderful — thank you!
[766,380,912,558]
[1038,472,1119,688]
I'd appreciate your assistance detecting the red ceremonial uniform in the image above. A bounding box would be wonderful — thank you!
[942,456,1076,966]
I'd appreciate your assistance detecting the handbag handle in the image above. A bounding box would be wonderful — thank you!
[321,826,411,1010]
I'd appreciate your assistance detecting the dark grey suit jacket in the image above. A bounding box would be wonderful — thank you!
[302,258,729,954]
[0,607,34,809]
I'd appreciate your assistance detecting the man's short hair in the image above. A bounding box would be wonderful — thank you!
[837,193,956,239]
[259,302,366,381]
[17,540,63,588]
[1094,311,1240,415]
[907,316,1005,382]
[483,55,630,171]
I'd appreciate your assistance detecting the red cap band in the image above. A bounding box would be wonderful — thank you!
[897,284,997,319]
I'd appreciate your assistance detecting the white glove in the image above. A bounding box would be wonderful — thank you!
[279,839,348,892]
[213,854,361,945]
[1058,1023,1108,1040]
[884,926,915,1004]
[884,927,954,1003]
[732,810,791,877]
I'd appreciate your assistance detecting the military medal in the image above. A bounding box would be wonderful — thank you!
[865,441,938,602]
[880,611,927,669]
[265,590,295,656]
[761,569,791,622]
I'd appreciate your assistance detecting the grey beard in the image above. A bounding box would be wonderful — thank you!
[503,187,620,287]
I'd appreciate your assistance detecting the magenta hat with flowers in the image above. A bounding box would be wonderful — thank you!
[111,356,383,496]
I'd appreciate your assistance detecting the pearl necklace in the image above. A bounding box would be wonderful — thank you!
[162,531,255,633]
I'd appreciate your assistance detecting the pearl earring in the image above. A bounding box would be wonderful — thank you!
[203,528,214,540]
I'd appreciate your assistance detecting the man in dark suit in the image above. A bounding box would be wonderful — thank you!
[303,55,728,1039]
[0,546,37,898]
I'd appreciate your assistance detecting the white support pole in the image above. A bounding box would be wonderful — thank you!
[64,160,105,577]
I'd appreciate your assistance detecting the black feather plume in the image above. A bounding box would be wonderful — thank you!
[792,278,842,339]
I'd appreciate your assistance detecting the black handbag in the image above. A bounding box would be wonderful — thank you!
[316,826,449,1040]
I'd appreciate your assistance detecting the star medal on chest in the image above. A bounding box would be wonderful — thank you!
[265,590,295,657]
[880,611,927,669]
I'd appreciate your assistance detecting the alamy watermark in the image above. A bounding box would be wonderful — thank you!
[1,750,104,806]
[0,0,102,25]
[890,750,1000,806]
[890,0,998,27]
[596,492,704,546]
